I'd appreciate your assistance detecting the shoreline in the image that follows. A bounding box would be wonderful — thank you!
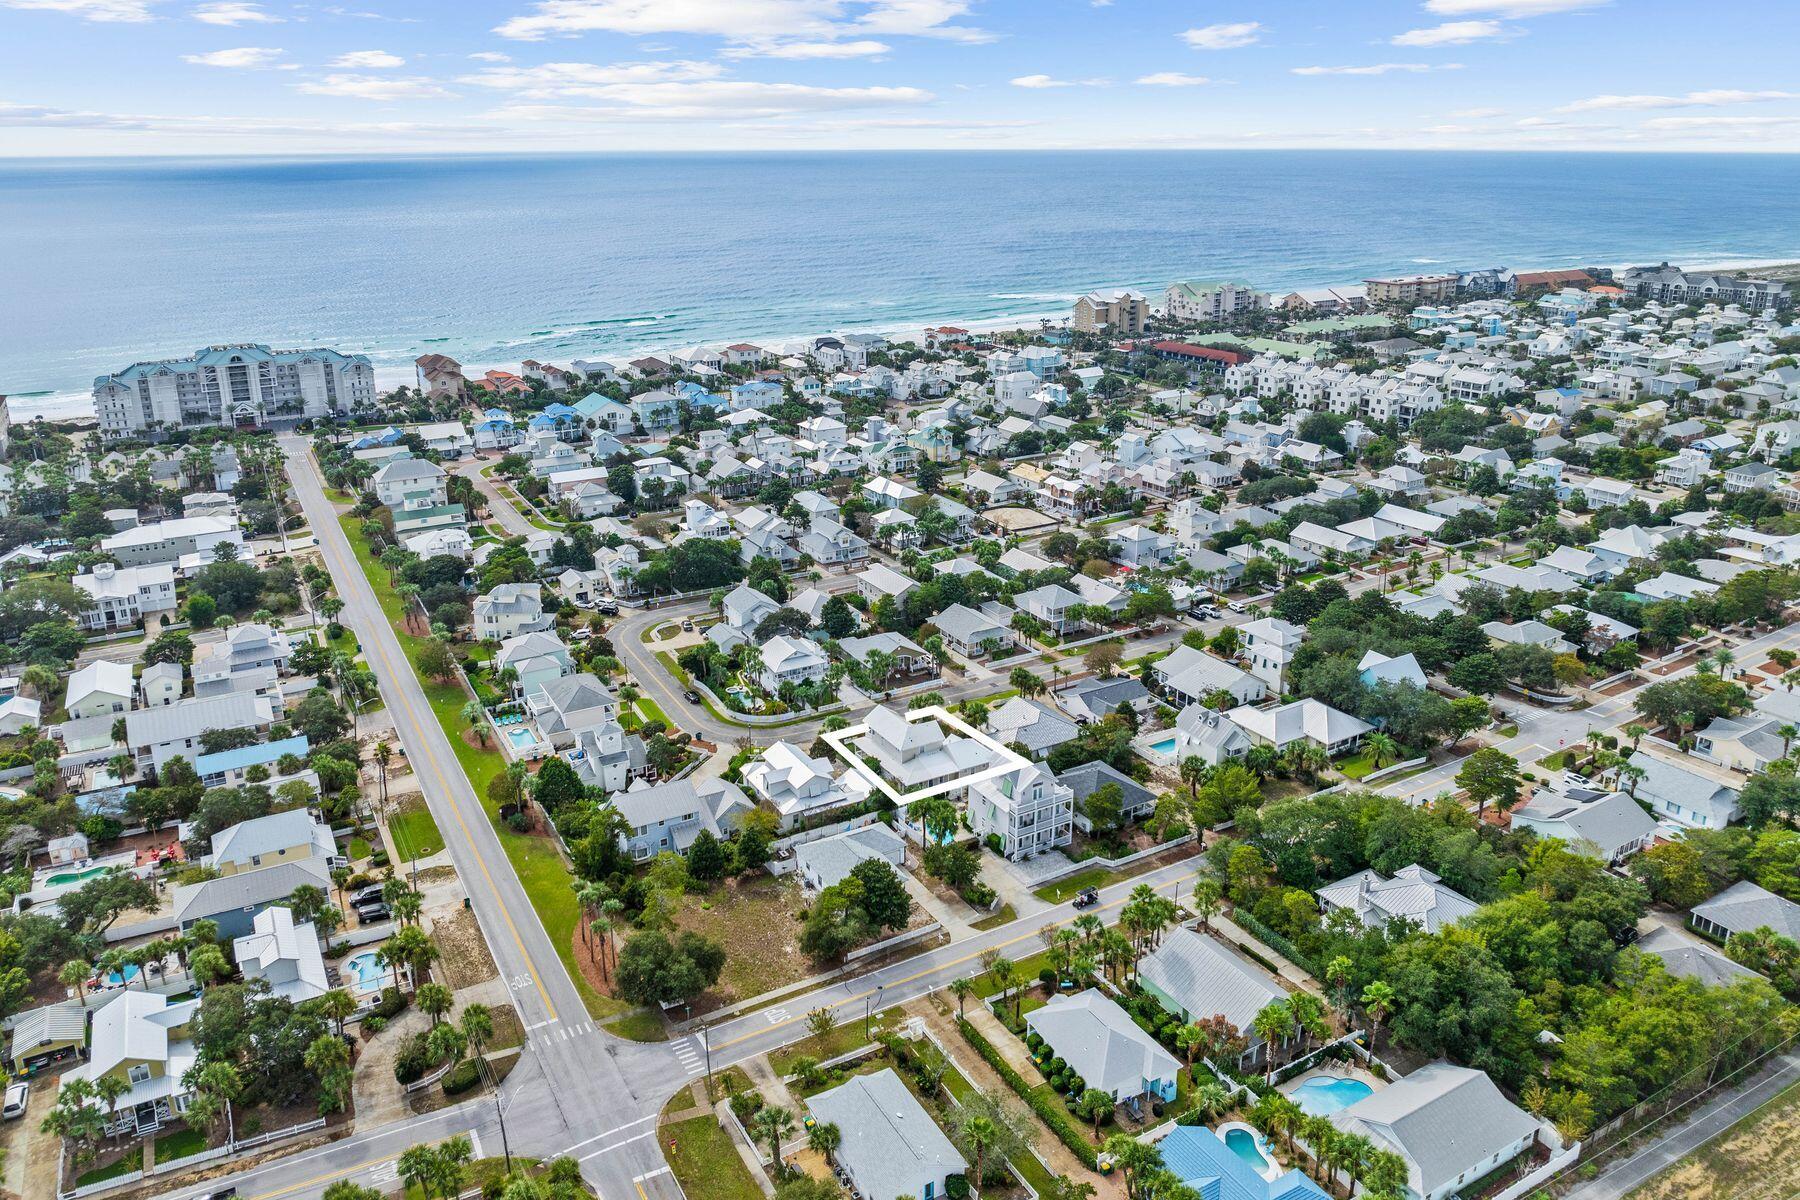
[11,253,1797,426]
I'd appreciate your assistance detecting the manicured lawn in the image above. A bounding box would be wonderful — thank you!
[770,1021,876,1076]
[971,948,1056,998]
[970,903,1018,931]
[389,798,446,861]
[75,1146,143,1187]
[662,1116,764,1200]
[637,697,671,728]
[1335,750,1378,780]
[340,515,623,1023]
[348,836,373,861]
[604,1008,669,1042]
[154,1127,210,1162]
[1033,868,1113,903]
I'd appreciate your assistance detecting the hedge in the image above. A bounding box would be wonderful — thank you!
[441,1060,481,1095]
[954,1017,1097,1169]
[1229,910,1319,976]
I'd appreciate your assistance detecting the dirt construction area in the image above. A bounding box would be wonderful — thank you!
[1629,1081,1800,1200]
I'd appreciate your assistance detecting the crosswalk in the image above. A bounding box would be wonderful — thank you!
[530,1019,597,1044]
[670,1036,705,1075]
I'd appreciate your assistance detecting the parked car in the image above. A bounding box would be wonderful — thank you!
[570,628,592,641]
[681,619,695,631]
[1227,599,1252,613]
[3,1082,27,1120]
[682,689,702,704]
[355,903,391,924]
[350,884,387,905]
[595,600,620,615]
[1071,887,1100,909]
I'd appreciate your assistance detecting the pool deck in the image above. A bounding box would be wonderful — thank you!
[1276,1062,1386,1111]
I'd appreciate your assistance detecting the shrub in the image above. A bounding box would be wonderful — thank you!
[441,1060,481,1095]
[955,1017,1097,1168]
[374,986,409,1020]
[964,882,997,907]
[363,1016,387,1035]
[393,1031,434,1084]
[730,1090,764,1122]
[944,1175,970,1200]
[369,849,390,867]
[1039,968,1057,987]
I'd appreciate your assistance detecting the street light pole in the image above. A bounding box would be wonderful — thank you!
[864,985,884,1038]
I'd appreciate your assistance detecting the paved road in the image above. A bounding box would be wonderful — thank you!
[1381,621,1800,804]
[449,455,542,539]
[1565,1051,1800,1200]
[217,436,686,1200]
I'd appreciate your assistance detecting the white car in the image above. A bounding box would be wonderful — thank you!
[3,1081,28,1120]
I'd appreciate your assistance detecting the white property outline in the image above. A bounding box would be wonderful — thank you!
[822,704,1030,806]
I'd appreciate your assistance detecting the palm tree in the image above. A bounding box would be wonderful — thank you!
[807,1120,842,1164]
[1365,732,1399,770]
[1359,981,1395,1048]
[1191,875,1222,932]
[59,958,91,1004]
[319,988,357,1037]
[462,700,490,747]
[417,981,454,1026]
[94,1074,130,1144]
[1251,1000,1295,1085]
[460,1003,494,1061]
[1781,724,1798,758]
[750,1105,796,1172]
[960,1113,999,1191]
[948,978,974,1017]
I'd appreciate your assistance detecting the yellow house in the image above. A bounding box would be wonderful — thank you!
[65,991,199,1135]
[206,809,336,878]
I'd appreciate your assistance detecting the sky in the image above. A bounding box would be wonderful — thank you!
[4,0,1800,156]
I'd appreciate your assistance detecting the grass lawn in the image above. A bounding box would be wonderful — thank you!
[663,1116,764,1200]
[1033,868,1113,904]
[340,514,624,1024]
[389,796,447,861]
[770,1022,878,1077]
[154,1127,210,1162]
[970,903,1018,931]
[348,835,373,861]
[75,1146,143,1187]
[603,1007,669,1042]
[1628,1080,1800,1200]
[638,697,671,728]
[935,1056,1059,1194]
[971,948,1056,999]
[674,875,812,1003]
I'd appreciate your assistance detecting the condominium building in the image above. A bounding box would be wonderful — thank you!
[93,344,376,439]
[1163,280,1269,322]
[1620,263,1789,310]
[1072,290,1150,335]
[1364,274,1459,305]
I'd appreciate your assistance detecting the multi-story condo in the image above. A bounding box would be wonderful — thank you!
[1072,290,1150,335]
[968,763,1074,860]
[1364,274,1459,305]
[93,344,375,439]
[1163,280,1269,322]
[1620,264,1790,310]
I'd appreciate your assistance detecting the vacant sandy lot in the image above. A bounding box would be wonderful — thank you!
[1631,1082,1800,1200]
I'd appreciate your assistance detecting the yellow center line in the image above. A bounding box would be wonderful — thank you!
[301,447,558,1024]
[710,889,1142,1051]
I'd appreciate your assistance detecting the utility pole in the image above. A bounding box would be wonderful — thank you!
[478,1054,513,1174]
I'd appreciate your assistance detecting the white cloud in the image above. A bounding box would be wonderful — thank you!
[1392,20,1510,45]
[1181,21,1260,50]
[468,51,513,61]
[493,0,990,44]
[1450,106,1506,118]
[1424,0,1605,14]
[330,49,406,67]
[1292,62,1457,76]
[1642,115,1800,131]
[1557,89,1799,112]
[1136,72,1212,87]
[182,46,287,67]
[460,60,725,96]
[1010,74,1108,89]
[192,1,280,24]
[489,81,932,120]
[299,73,457,100]
[1,0,156,20]
[723,39,890,59]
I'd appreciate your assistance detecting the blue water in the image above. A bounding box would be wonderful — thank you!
[1290,1075,1374,1115]
[505,726,537,750]
[1148,735,1179,757]
[1223,1127,1272,1173]
[345,951,386,992]
[4,151,1799,415]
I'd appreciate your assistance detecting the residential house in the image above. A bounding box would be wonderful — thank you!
[800,518,870,566]
[1690,881,1800,943]
[372,458,448,508]
[1317,865,1479,933]
[806,1070,965,1200]
[1157,1128,1329,1200]
[1628,749,1743,828]
[1055,675,1153,724]
[1154,645,1267,708]
[124,693,274,772]
[854,705,988,797]
[65,661,133,720]
[1015,583,1086,636]
[1226,699,1372,756]
[1025,990,1181,1106]
[526,674,619,749]
[1636,925,1763,987]
[1059,761,1156,832]
[74,562,179,630]
[1512,785,1658,863]
[172,859,331,940]
[475,582,554,640]
[1137,927,1289,1069]
[609,777,754,862]
[64,991,201,1135]
[930,603,1015,659]
[231,905,327,1004]
[1482,619,1576,655]
[986,698,1080,761]
[495,631,574,696]
[1173,703,1255,766]
[1327,1064,1541,1200]
[837,632,936,685]
[101,515,244,569]
[857,563,917,607]
[193,735,316,790]
[968,762,1075,860]
[758,635,831,693]
[1239,617,1306,691]
[138,661,182,708]
[1357,650,1428,692]
[1110,524,1177,568]
[793,824,907,892]
[742,742,851,829]
[721,583,781,632]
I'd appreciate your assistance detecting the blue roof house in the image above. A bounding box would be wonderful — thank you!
[730,380,784,412]
[1158,1126,1330,1200]
[195,735,311,787]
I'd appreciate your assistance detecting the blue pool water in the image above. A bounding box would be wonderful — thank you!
[1223,1128,1272,1173]
[1290,1076,1374,1116]
[345,951,386,992]
[505,727,537,750]
[101,964,141,987]
[1148,736,1178,757]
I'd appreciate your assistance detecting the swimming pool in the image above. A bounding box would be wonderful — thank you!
[1147,735,1178,757]
[1289,1074,1374,1115]
[45,865,110,887]
[1217,1123,1278,1180]
[505,726,538,751]
[345,951,387,994]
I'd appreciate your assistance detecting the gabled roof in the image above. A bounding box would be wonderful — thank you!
[1139,927,1286,1032]
[1025,989,1181,1096]
[1691,880,1800,940]
[1329,1064,1539,1200]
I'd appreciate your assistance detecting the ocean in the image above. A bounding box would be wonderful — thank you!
[3,150,1799,421]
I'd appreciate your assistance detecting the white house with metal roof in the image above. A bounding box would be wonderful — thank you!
[1137,927,1289,1068]
[1025,989,1181,1107]
[1327,1063,1541,1200]
[807,1069,965,1200]
[1317,865,1479,933]
[232,905,328,1004]
[742,742,851,829]
[1690,881,1800,943]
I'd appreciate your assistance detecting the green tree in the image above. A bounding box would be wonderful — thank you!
[1456,747,1522,817]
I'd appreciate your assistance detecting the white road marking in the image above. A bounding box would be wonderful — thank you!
[577,1129,658,1163]
[764,1006,790,1025]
